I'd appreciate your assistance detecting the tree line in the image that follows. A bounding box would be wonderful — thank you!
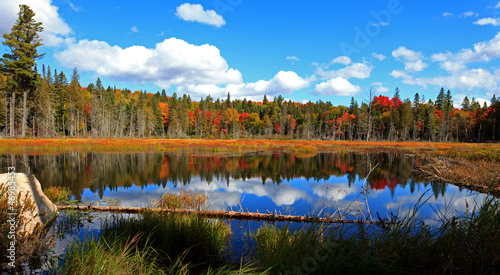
[1,5,499,141]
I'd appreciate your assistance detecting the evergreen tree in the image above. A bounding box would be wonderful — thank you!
[461,96,470,112]
[1,4,44,137]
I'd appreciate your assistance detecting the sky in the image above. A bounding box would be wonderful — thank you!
[1,0,500,107]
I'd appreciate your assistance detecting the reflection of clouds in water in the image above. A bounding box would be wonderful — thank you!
[184,178,310,208]
[114,177,311,210]
[106,186,172,207]
[384,191,488,225]
[310,183,358,201]
[308,182,363,215]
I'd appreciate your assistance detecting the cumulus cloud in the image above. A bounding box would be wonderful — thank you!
[391,68,500,92]
[372,82,389,93]
[316,61,372,80]
[331,56,352,65]
[392,46,423,61]
[56,38,243,87]
[175,3,226,28]
[372,52,386,61]
[314,77,362,96]
[0,0,72,47]
[392,46,428,72]
[177,71,310,101]
[474,17,500,26]
[398,32,500,92]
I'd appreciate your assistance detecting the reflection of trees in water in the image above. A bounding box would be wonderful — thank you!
[0,152,446,200]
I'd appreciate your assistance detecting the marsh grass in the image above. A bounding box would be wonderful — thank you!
[53,233,164,275]
[253,195,500,274]
[100,211,231,270]
[154,186,208,210]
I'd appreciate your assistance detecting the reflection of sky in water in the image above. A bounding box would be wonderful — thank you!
[79,174,486,224]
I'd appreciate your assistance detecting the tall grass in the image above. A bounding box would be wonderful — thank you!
[54,233,164,275]
[55,212,264,274]
[100,211,231,270]
[253,195,500,274]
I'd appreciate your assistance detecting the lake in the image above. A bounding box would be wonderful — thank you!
[0,151,487,255]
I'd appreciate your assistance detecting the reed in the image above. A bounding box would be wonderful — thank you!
[253,194,500,274]
[100,211,231,270]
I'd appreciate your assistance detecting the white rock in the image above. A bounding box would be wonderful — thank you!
[0,173,58,233]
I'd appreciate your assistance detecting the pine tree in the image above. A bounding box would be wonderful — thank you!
[1,5,45,137]
[461,96,470,112]
[435,88,445,111]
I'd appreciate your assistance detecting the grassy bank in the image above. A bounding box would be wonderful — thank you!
[0,138,496,155]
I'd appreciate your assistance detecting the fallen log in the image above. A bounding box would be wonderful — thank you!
[57,205,377,224]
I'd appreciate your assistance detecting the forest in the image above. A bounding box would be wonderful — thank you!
[1,65,499,142]
[1,5,499,142]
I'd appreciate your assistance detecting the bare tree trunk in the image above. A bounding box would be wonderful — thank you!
[21,90,27,137]
[366,88,373,141]
[32,111,35,137]
[10,91,15,137]
[5,94,9,136]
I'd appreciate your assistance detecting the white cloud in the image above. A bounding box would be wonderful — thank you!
[463,11,477,17]
[57,38,242,87]
[316,61,372,80]
[391,68,500,92]
[443,11,477,18]
[372,22,389,27]
[474,17,500,26]
[68,2,82,12]
[404,59,428,72]
[392,46,428,72]
[130,26,139,33]
[331,56,352,65]
[178,71,310,101]
[372,52,386,61]
[372,82,389,93]
[392,46,423,61]
[0,0,72,47]
[286,55,300,62]
[314,77,362,96]
[175,3,226,28]
[432,32,500,64]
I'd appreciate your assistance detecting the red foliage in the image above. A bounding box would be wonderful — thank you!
[373,96,393,112]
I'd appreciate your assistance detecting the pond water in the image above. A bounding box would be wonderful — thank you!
[0,151,487,257]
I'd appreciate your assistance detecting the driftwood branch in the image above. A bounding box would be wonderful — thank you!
[57,205,378,224]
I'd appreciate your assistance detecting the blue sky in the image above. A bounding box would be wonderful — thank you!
[1,0,500,106]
